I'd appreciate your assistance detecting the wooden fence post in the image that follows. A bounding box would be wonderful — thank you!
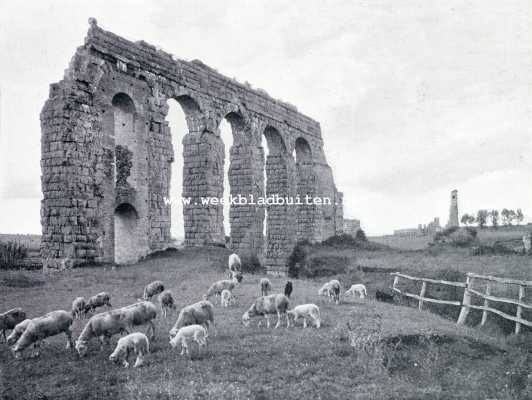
[480,282,491,326]
[457,275,472,325]
[418,281,427,310]
[515,285,525,334]
[392,275,399,291]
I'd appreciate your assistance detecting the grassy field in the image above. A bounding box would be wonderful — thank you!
[1,247,531,399]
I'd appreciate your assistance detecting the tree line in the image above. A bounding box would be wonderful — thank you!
[461,209,525,228]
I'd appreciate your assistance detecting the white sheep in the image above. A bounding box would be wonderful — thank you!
[169,300,215,338]
[75,301,157,357]
[204,275,239,305]
[220,289,236,307]
[343,284,367,299]
[169,324,207,356]
[242,294,290,329]
[71,297,86,320]
[318,280,341,304]
[227,253,241,277]
[0,308,26,342]
[84,292,112,314]
[158,290,176,318]
[11,310,74,359]
[109,332,150,368]
[143,280,165,300]
[6,319,31,346]
[287,304,321,328]
[259,278,272,297]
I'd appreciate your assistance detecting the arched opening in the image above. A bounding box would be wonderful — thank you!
[295,137,312,164]
[219,118,233,241]
[166,99,188,245]
[114,203,138,264]
[112,93,136,189]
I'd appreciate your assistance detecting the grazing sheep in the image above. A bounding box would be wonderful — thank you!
[0,308,26,342]
[204,275,240,305]
[170,300,215,339]
[71,297,86,320]
[287,304,321,328]
[109,332,150,368]
[260,278,272,297]
[169,324,207,356]
[242,294,290,329]
[375,290,394,303]
[11,310,74,359]
[318,280,341,304]
[84,292,112,314]
[6,319,31,346]
[343,284,368,299]
[158,290,176,318]
[284,281,293,298]
[220,289,236,307]
[143,280,165,300]
[227,253,241,277]
[75,301,157,357]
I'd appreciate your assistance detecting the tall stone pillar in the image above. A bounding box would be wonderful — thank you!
[296,160,320,242]
[182,131,225,246]
[264,153,297,274]
[447,189,459,228]
[228,143,265,258]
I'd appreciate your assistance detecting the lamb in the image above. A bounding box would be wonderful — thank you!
[158,290,176,318]
[287,304,321,328]
[84,292,112,314]
[169,324,207,356]
[375,290,394,303]
[75,301,157,357]
[318,280,341,304]
[143,280,165,300]
[0,308,26,342]
[204,275,240,305]
[11,310,74,359]
[242,294,290,329]
[227,253,241,278]
[220,289,236,307]
[71,297,86,320]
[109,332,150,368]
[169,300,215,339]
[6,319,31,346]
[343,284,368,299]
[260,278,272,297]
[284,281,293,298]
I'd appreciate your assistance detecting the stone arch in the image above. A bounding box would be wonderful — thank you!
[263,126,287,155]
[114,202,139,264]
[112,92,136,113]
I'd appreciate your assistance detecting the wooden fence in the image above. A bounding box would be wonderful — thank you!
[390,271,532,334]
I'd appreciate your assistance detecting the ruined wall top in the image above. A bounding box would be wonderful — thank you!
[79,18,323,141]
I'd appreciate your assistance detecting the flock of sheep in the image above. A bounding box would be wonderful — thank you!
[0,253,372,369]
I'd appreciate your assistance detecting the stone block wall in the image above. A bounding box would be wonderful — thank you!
[40,19,343,273]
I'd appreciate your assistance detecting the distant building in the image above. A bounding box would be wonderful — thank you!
[343,219,361,236]
[393,217,442,237]
[447,190,459,228]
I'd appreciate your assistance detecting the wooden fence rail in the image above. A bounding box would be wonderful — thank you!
[390,271,532,334]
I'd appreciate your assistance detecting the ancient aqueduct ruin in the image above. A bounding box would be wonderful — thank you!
[40,19,343,274]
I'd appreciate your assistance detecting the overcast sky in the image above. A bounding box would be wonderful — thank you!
[1,0,531,236]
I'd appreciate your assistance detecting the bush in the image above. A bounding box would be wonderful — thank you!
[287,240,311,278]
[322,234,357,247]
[355,229,368,242]
[240,254,265,274]
[0,241,28,269]
[432,227,478,247]
[301,255,350,278]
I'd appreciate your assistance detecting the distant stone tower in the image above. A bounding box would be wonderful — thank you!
[447,190,459,228]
